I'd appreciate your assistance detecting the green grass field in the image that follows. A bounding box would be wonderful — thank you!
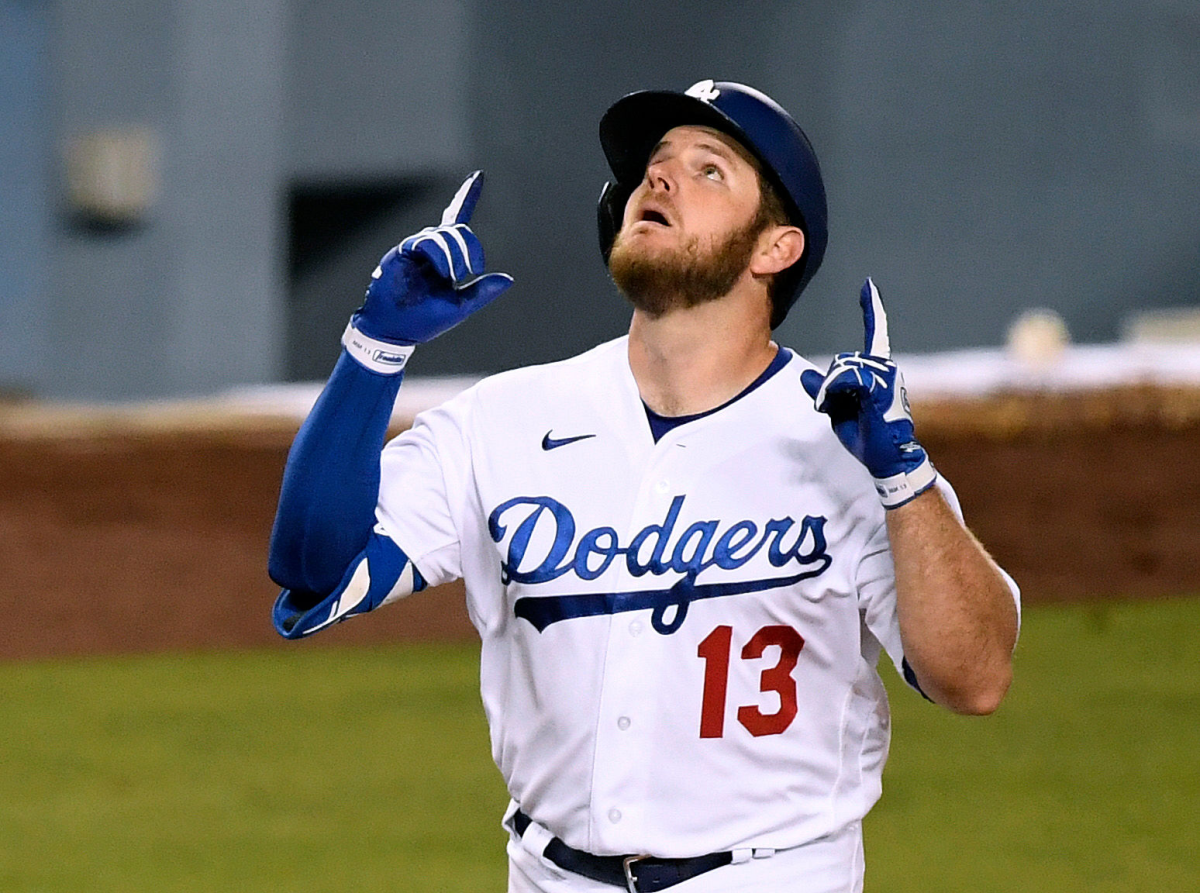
[2,597,1197,891]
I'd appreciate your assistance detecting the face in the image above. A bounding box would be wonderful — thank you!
[608,125,777,316]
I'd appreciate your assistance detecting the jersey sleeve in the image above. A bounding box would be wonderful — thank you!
[855,518,905,680]
[856,475,1021,695]
[373,387,478,590]
[272,523,428,638]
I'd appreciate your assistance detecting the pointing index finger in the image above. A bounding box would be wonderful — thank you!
[441,170,484,226]
[860,277,891,359]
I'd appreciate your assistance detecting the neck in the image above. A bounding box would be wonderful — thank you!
[627,287,776,417]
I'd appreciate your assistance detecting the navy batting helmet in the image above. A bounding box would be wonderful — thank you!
[598,79,828,328]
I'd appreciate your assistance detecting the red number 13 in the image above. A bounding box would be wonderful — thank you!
[697,624,806,739]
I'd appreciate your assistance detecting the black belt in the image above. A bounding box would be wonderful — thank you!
[510,809,733,892]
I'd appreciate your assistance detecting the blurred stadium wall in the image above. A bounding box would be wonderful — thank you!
[1,0,1197,400]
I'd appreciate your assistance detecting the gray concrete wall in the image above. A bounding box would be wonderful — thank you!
[286,0,470,181]
[436,0,1200,372]
[3,0,1197,397]
[0,0,51,394]
[781,0,1200,353]
[283,0,472,380]
[46,0,288,400]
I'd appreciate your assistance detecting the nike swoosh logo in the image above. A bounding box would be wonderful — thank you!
[541,431,596,451]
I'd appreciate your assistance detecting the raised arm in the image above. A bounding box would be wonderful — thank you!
[267,171,512,630]
[801,279,1018,714]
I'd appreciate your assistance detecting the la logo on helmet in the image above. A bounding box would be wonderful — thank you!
[686,79,721,103]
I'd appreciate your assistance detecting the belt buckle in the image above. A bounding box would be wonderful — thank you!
[622,854,652,893]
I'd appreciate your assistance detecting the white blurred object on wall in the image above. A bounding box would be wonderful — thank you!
[64,127,161,225]
[1121,308,1200,344]
[1006,308,1071,372]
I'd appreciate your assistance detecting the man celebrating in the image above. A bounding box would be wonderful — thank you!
[269,79,1019,892]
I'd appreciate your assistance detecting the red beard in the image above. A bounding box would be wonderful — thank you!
[608,207,770,317]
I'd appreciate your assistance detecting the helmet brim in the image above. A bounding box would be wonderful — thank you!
[600,91,749,188]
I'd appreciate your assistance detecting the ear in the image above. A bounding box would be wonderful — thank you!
[749,225,806,276]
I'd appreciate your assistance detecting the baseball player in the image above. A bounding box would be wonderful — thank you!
[268,80,1020,892]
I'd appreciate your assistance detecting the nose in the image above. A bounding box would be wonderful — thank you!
[643,157,674,193]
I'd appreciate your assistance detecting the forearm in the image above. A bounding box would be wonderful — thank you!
[268,350,403,595]
[887,485,1018,715]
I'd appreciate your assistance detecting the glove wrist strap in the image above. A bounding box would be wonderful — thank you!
[875,458,937,509]
[341,322,415,375]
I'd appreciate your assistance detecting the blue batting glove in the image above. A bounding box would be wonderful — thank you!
[342,171,513,374]
[800,278,936,508]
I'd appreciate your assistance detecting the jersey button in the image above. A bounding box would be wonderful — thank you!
[608,808,622,823]
[617,716,631,731]
[629,620,643,636]
[654,479,670,494]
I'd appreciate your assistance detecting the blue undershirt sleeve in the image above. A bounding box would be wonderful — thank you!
[267,351,404,603]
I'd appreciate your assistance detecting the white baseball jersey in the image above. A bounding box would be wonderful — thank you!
[372,335,991,859]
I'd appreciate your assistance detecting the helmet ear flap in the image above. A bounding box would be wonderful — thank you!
[597,180,632,263]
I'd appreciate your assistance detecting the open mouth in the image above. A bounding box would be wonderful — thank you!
[639,209,670,226]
